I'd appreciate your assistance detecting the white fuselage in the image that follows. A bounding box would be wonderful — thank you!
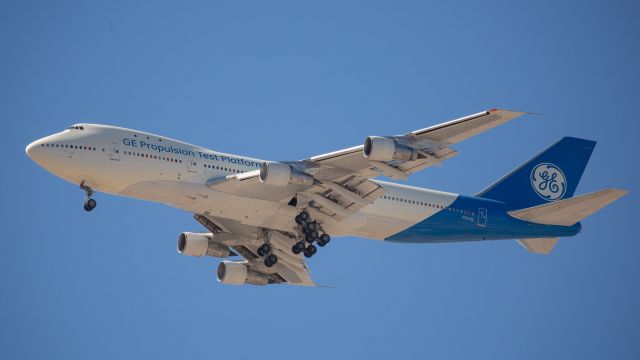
[26,124,458,240]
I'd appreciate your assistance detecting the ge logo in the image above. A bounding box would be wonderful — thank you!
[530,163,567,201]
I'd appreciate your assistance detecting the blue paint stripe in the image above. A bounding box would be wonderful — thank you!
[385,195,580,243]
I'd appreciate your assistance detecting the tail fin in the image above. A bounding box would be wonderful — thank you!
[477,137,596,209]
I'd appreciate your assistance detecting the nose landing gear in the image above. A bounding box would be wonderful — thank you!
[80,181,97,212]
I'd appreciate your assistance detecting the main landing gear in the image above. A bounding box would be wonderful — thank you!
[292,210,331,258]
[257,238,278,268]
[80,181,97,212]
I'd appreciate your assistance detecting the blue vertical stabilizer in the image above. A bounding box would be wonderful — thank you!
[477,137,596,209]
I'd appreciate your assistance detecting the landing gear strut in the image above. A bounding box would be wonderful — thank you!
[292,209,331,258]
[80,181,97,212]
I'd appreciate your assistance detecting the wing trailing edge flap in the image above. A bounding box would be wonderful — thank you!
[302,178,384,220]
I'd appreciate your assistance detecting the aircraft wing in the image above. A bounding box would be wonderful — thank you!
[194,214,314,286]
[309,109,525,179]
[207,109,525,220]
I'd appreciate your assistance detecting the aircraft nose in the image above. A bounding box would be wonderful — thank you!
[25,139,43,159]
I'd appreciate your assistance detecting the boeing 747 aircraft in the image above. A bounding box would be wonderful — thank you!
[26,110,628,286]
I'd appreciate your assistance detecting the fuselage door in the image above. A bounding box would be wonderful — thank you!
[477,208,487,227]
[187,160,198,173]
[109,142,120,161]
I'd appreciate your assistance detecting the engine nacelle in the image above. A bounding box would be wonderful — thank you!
[363,136,418,162]
[177,232,233,258]
[259,161,313,187]
[216,261,270,286]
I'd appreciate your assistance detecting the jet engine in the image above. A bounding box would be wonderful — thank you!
[177,232,234,258]
[216,261,270,285]
[363,136,418,162]
[259,161,314,187]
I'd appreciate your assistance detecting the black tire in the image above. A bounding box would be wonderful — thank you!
[265,254,278,267]
[309,230,319,240]
[299,210,310,222]
[258,243,271,257]
[83,203,92,212]
[295,215,303,225]
[304,244,317,258]
[305,235,315,244]
[318,233,330,247]
[307,244,317,255]
[305,222,317,232]
[292,242,305,254]
[87,198,97,209]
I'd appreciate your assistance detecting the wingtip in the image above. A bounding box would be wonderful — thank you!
[314,284,336,289]
[489,108,531,116]
[498,108,547,116]
[610,188,630,197]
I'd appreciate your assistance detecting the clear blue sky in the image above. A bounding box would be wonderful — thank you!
[2,1,639,359]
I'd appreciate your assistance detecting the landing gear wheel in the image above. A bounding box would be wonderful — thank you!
[299,210,310,222]
[308,230,319,240]
[257,243,272,257]
[305,221,317,232]
[292,241,306,254]
[83,198,97,212]
[317,233,330,247]
[295,215,304,225]
[304,244,317,258]
[264,254,278,267]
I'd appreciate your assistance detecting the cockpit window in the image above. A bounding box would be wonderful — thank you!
[67,126,85,130]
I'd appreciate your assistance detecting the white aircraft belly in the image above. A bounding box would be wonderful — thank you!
[116,179,298,232]
[104,169,460,240]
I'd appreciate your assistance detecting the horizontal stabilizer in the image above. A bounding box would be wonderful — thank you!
[517,237,559,255]
[508,188,628,226]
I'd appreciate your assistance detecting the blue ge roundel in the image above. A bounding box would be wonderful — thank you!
[530,163,567,201]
